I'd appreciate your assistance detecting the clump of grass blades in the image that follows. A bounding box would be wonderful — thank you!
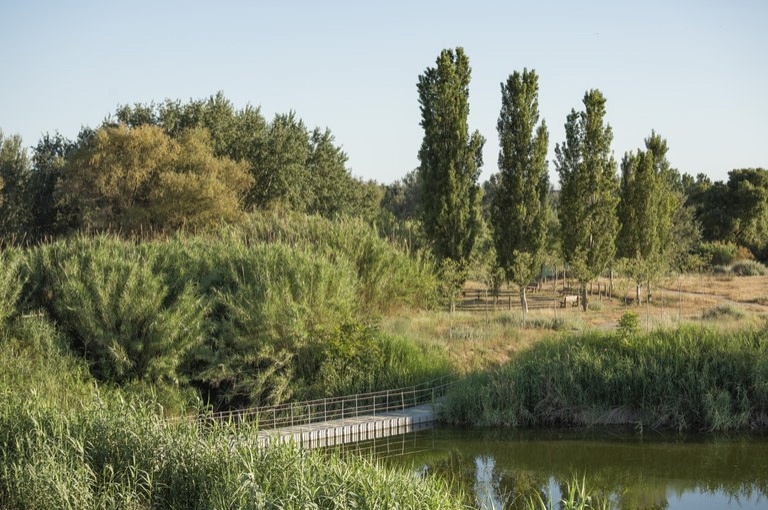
[702,305,745,321]
[0,393,464,510]
[441,326,768,431]
[729,260,768,276]
[526,475,608,510]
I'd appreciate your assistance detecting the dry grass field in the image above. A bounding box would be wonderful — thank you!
[382,274,768,374]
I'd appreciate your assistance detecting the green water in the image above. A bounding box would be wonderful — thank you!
[341,426,768,509]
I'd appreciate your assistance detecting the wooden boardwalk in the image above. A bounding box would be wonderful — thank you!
[257,401,438,449]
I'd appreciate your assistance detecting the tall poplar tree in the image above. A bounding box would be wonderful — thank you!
[617,131,678,303]
[417,47,485,293]
[555,89,619,311]
[491,69,549,313]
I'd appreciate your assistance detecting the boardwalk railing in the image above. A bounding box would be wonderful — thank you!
[209,375,454,430]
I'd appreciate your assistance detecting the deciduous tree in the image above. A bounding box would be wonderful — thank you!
[555,90,619,311]
[490,69,549,313]
[417,47,485,299]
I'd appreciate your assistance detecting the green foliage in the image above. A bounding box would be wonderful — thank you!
[184,241,361,407]
[417,47,485,273]
[692,168,768,260]
[442,326,768,431]
[617,311,640,338]
[0,131,32,241]
[113,93,370,219]
[0,394,464,510]
[240,211,439,314]
[0,247,24,326]
[698,241,740,266]
[555,90,619,310]
[617,132,679,286]
[491,68,550,312]
[5,214,442,409]
[310,322,385,397]
[27,238,208,384]
[729,259,768,276]
[57,124,252,234]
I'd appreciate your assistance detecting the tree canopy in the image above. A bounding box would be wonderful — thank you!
[490,69,549,313]
[417,47,485,280]
[555,89,619,310]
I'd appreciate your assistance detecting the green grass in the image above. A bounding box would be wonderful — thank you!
[0,396,466,509]
[0,317,464,510]
[440,326,768,431]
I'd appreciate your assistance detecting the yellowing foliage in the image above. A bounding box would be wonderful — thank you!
[59,124,252,234]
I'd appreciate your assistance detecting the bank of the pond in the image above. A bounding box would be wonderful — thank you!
[0,396,465,510]
[440,326,768,430]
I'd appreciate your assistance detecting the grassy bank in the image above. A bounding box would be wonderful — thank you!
[0,393,464,509]
[0,317,464,510]
[440,326,768,431]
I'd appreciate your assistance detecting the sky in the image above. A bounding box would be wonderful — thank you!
[1,0,766,186]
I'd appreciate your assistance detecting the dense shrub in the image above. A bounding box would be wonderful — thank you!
[14,228,442,409]
[240,211,439,313]
[441,327,768,431]
[729,259,768,276]
[697,241,740,267]
[25,238,207,384]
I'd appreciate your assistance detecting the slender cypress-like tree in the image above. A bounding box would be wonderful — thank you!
[417,48,485,297]
[491,69,549,313]
[555,89,619,311]
[617,131,678,303]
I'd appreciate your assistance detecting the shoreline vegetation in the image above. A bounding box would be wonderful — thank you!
[440,326,768,431]
[2,222,768,508]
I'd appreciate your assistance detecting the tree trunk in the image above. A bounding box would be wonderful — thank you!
[610,269,614,300]
[636,284,641,306]
[581,283,588,312]
[520,287,528,314]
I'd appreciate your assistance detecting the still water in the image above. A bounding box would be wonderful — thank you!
[339,426,768,509]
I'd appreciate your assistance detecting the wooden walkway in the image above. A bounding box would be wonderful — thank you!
[257,401,438,449]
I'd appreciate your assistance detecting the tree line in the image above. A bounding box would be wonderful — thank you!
[410,47,767,312]
[0,93,382,242]
[1,51,766,313]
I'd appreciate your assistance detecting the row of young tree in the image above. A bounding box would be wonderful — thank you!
[411,47,768,312]
[0,93,382,242]
[1,50,765,314]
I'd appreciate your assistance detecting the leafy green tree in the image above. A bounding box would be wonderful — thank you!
[617,132,678,303]
[249,112,312,210]
[490,69,550,313]
[305,127,354,217]
[555,90,619,311]
[27,133,81,240]
[722,168,768,259]
[417,47,485,298]
[112,93,366,219]
[0,132,32,242]
[57,124,252,234]
[382,169,422,222]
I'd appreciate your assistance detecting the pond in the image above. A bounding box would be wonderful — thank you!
[337,426,768,509]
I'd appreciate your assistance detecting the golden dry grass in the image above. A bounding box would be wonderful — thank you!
[383,274,768,372]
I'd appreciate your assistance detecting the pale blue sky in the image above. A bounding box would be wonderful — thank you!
[2,0,766,185]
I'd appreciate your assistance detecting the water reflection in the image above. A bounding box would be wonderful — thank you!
[335,426,768,509]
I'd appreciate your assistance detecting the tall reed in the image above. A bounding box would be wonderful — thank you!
[0,392,464,510]
[441,326,768,431]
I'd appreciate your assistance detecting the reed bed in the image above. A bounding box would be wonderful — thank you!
[0,393,465,510]
[441,326,768,431]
